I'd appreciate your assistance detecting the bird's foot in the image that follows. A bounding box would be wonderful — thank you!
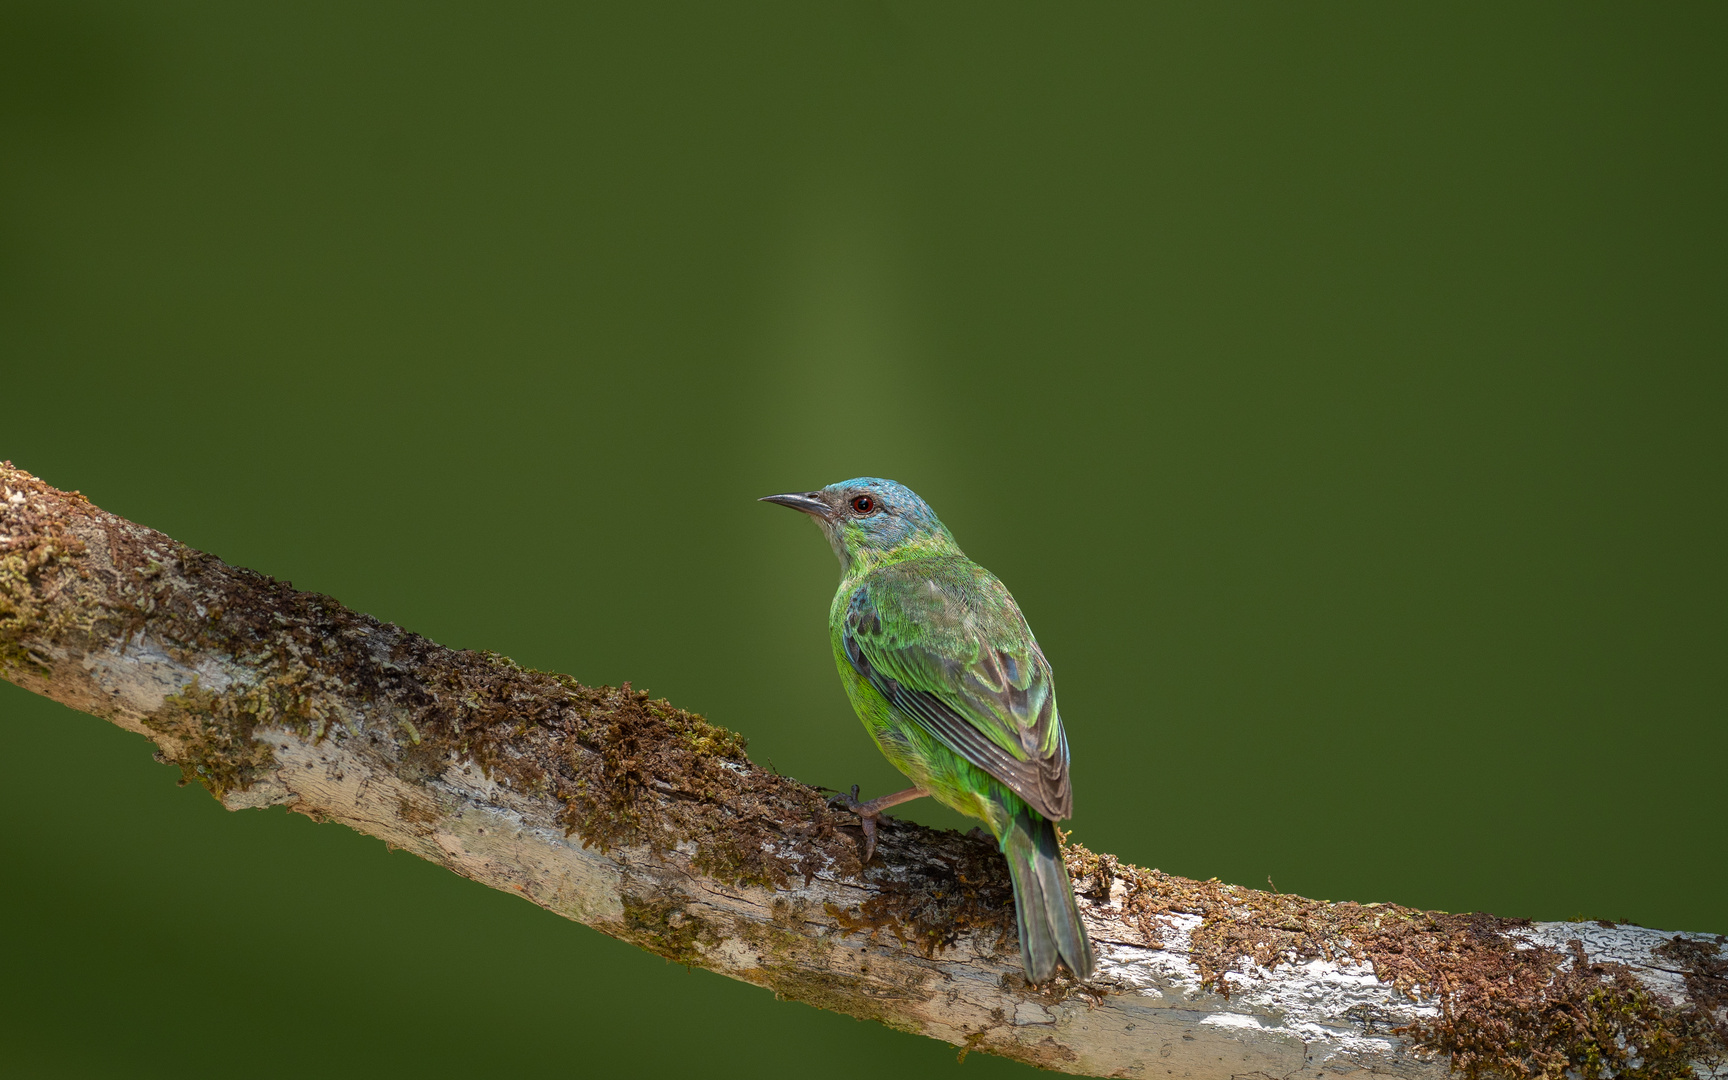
[827,785,881,863]
[828,784,930,864]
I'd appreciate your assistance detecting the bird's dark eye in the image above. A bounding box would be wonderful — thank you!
[851,495,876,514]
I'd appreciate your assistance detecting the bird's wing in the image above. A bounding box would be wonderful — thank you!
[840,562,1072,820]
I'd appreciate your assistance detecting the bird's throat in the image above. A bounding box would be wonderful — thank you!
[834,532,964,584]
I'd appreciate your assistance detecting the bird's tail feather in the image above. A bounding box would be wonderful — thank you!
[1000,808,1094,982]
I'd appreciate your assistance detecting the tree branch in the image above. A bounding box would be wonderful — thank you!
[1,462,1722,1079]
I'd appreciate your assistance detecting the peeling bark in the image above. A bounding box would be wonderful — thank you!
[1,462,1722,1079]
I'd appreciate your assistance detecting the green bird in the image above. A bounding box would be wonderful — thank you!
[762,477,1094,982]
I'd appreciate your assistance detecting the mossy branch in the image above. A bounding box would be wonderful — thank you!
[1,461,1722,1079]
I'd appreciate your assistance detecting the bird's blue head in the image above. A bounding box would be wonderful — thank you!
[761,477,961,574]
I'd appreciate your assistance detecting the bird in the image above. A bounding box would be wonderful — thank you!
[761,477,1094,982]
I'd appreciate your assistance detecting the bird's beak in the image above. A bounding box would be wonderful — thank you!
[759,491,833,519]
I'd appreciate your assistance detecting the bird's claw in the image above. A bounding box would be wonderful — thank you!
[858,816,880,865]
[829,784,883,864]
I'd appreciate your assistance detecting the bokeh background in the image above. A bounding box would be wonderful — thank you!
[2,3,1724,1076]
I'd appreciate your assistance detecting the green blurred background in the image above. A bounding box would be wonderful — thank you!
[2,2,1724,1076]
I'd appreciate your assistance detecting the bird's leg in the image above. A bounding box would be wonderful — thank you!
[829,784,929,864]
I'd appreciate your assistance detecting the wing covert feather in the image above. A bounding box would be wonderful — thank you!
[841,560,1072,820]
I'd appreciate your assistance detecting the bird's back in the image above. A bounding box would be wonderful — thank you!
[830,553,1072,822]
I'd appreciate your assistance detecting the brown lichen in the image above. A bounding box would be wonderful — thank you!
[143,677,278,796]
[553,680,857,890]
[0,466,96,678]
[1410,936,1699,1080]
[1066,840,1727,1080]
[1654,935,1728,1067]
[620,893,720,967]
[822,834,1016,960]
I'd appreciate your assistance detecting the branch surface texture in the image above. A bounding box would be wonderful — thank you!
[1,462,1722,1079]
